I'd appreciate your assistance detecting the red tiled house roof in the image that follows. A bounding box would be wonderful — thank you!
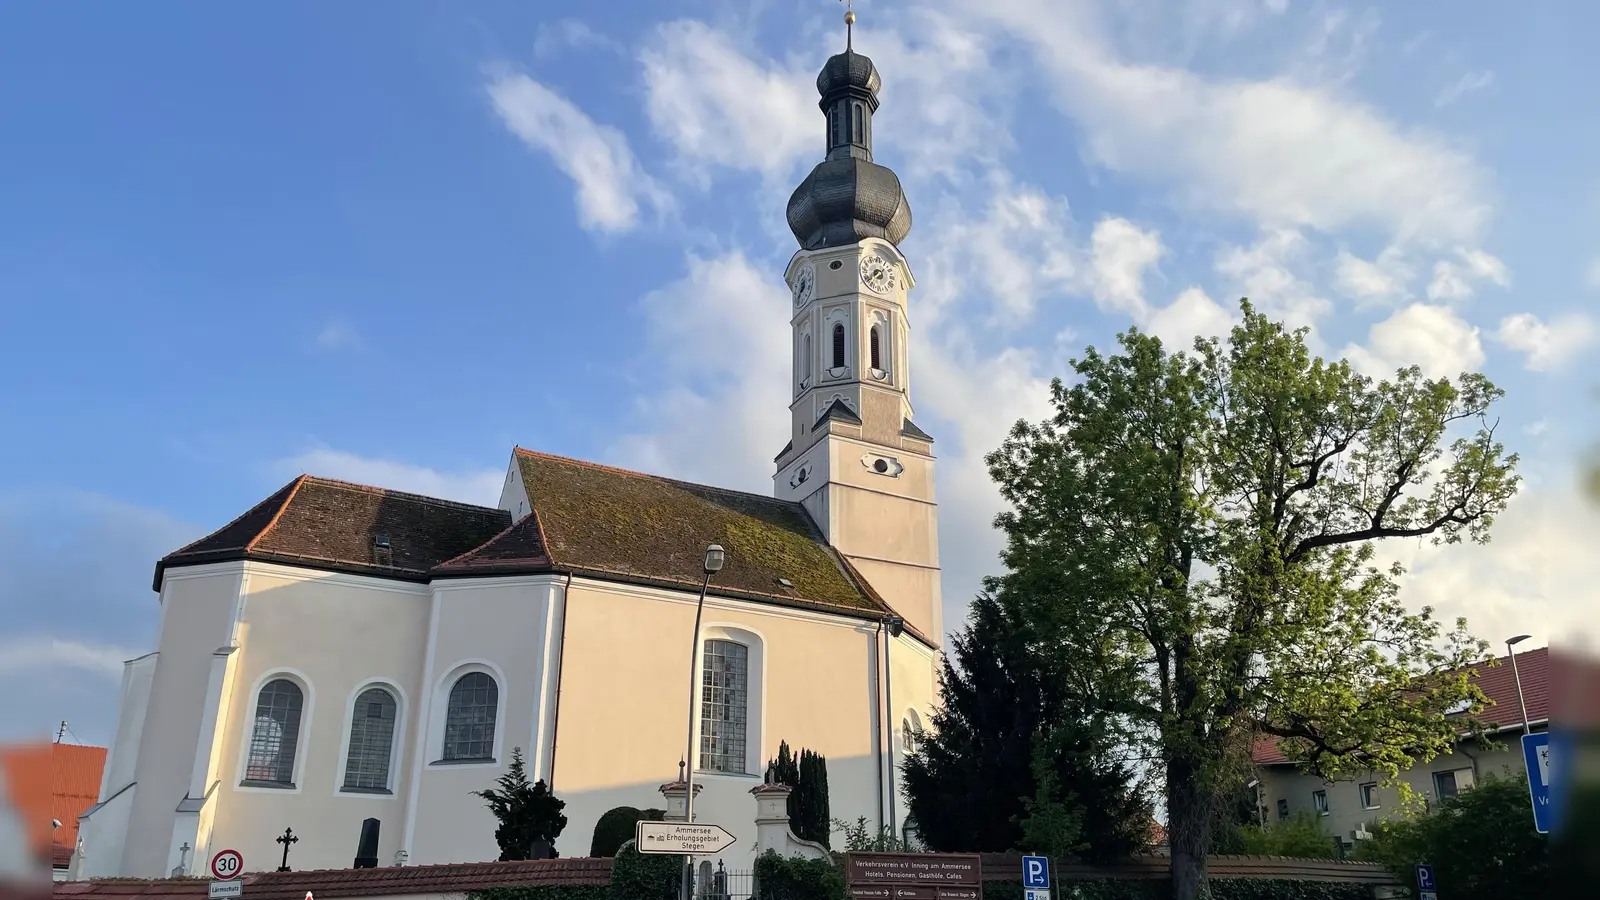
[155,449,933,646]
[51,858,612,900]
[1253,646,1550,765]
[0,742,107,869]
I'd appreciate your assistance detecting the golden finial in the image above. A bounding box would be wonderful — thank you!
[842,0,855,50]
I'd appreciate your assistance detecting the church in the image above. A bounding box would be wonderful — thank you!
[77,28,943,878]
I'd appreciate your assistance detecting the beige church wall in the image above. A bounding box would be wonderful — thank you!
[846,559,941,657]
[203,565,432,874]
[408,578,559,866]
[120,565,243,877]
[549,577,919,868]
[496,457,532,519]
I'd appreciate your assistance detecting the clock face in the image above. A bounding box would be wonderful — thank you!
[859,253,896,295]
[792,264,816,307]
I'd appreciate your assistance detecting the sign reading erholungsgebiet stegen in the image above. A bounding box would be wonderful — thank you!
[845,853,983,900]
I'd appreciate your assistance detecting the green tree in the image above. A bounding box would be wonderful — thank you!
[985,302,1518,899]
[588,806,665,859]
[900,591,1151,862]
[1357,771,1547,898]
[473,746,569,860]
[767,741,832,847]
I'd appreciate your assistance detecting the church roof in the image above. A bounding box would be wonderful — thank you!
[448,449,900,620]
[152,476,511,589]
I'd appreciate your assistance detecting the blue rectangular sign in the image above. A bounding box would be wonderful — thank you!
[1415,864,1436,891]
[1522,732,1553,834]
[1022,856,1049,889]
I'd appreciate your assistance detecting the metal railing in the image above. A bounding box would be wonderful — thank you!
[692,859,754,900]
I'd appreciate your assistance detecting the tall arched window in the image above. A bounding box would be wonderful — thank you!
[803,332,812,381]
[244,679,303,785]
[829,105,843,147]
[443,672,498,761]
[852,103,864,143]
[832,323,846,369]
[700,640,749,774]
[343,686,398,791]
[870,326,882,370]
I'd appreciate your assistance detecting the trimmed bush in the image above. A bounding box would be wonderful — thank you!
[611,839,683,900]
[589,806,666,859]
[754,850,846,900]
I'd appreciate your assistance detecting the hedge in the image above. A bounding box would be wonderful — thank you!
[610,839,684,900]
[468,886,610,900]
[1029,879,1372,900]
[754,850,847,900]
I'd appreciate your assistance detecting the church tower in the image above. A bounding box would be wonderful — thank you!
[774,22,941,643]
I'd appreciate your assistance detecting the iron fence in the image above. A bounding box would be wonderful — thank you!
[692,859,754,900]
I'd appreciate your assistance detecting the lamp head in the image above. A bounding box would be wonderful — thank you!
[886,615,905,637]
[703,544,726,575]
[1507,634,1532,646]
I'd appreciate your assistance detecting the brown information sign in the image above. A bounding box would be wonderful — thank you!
[845,853,982,900]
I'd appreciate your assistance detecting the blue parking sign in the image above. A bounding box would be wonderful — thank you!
[1415,864,1436,891]
[1022,856,1049,889]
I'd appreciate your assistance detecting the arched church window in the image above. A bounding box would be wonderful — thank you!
[870,326,882,370]
[829,105,843,147]
[700,639,749,773]
[803,332,812,380]
[244,679,303,786]
[852,103,864,143]
[443,672,498,761]
[832,323,846,369]
[342,686,397,791]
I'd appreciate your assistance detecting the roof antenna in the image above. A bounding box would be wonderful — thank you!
[56,720,67,743]
[841,0,855,51]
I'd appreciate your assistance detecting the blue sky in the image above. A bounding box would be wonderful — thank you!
[2,0,1595,745]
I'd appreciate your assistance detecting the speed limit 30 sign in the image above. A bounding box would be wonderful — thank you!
[210,848,244,881]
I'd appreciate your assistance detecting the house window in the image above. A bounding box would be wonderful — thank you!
[1312,790,1328,816]
[1276,799,1289,820]
[832,323,846,369]
[700,640,749,773]
[1433,767,1474,804]
[343,686,397,791]
[870,326,882,370]
[1360,782,1379,810]
[443,672,498,761]
[244,679,303,785]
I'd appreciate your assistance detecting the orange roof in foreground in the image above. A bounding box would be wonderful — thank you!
[0,742,107,868]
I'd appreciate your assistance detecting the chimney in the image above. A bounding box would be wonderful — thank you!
[354,818,380,869]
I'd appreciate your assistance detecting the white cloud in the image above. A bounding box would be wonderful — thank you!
[1343,303,1485,380]
[1435,70,1494,108]
[309,319,365,354]
[487,72,667,233]
[920,180,1078,326]
[1494,312,1599,372]
[0,637,134,678]
[1427,248,1511,301]
[533,19,624,58]
[1145,286,1235,350]
[1089,217,1163,318]
[1334,247,1411,303]
[274,448,503,506]
[639,21,815,183]
[1214,229,1331,330]
[967,0,1492,246]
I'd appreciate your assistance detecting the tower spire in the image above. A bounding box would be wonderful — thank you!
[843,0,855,51]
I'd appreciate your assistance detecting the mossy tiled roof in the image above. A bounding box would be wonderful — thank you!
[154,476,511,589]
[506,449,889,615]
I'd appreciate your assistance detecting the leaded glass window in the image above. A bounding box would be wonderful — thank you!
[700,640,749,774]
[342,686,397,791]
[244,679,303,785]
[443,672,498,761]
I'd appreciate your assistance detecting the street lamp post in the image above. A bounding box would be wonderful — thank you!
[883,614,904,844]
[1506,634,1533,736]
[682,544,725,900]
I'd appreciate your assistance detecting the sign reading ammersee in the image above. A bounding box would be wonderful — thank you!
[845,853,983,900]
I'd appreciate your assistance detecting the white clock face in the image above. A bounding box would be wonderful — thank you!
[859,253,896,295]
[792,264,816,307]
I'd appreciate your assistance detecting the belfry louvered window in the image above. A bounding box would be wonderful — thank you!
[852,103,864,143]
[699,640,749,774]
[342,686,397,791]
[244,679,303,785]
[870,326,882,370]
[832,323,846,369]
[443,672,498,761]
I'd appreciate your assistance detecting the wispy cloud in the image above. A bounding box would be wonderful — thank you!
[0,637,135,678]
[533,19,624,58]
[1494,312,1598,372]
[486,70,669,234]
[1435,69,1494,107]
[273,447,503,506]
[308,318,366,354]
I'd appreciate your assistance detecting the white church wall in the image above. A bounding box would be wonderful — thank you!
[407,577,560,866]
[204,565,431,874]
[119,565,243,878]
[550,577,914,870]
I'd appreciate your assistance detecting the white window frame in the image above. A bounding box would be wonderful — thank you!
[234,667,315,795]
[1312,789,1329,816]
[1359,782,1380,810]
[333,678,408,797]
[692,624,766,778]
[427,660,507,769]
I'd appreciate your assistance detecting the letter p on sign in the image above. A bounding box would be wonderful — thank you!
[1022,856,1049,890]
